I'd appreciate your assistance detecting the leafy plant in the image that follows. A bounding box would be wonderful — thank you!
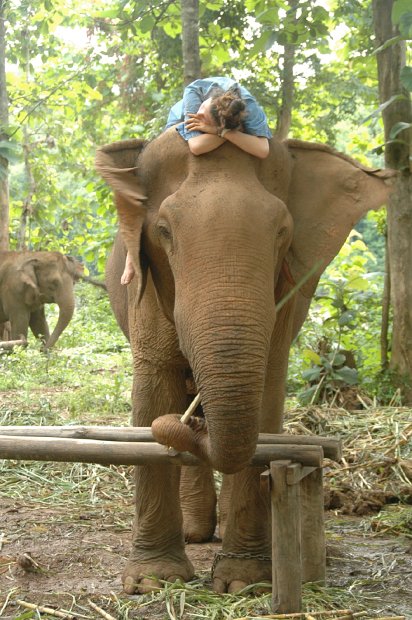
[299,347,358,405]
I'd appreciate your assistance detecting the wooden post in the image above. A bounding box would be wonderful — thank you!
[271,460,302,613]
[300,466,326,583]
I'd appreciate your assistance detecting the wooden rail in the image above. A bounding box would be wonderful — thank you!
[0,426,342,461]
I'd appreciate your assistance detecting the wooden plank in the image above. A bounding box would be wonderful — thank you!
[271,461,302,613]
[0,426,342,461]
[300,467,326,584]
[0,436,323,467]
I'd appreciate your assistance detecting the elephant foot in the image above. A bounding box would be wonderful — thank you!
[212,552,272,594]
[122,553,195,594]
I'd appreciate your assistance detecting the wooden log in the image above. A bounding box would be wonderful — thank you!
[300,467,326,584]
[0,426,341,460]
[0,338,27,349]
[0,435,323,467]
[271,460,302,613]
[259,433,341,462]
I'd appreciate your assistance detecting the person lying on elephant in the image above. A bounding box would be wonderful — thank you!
[166,76,272,159]
[120,76,272,285]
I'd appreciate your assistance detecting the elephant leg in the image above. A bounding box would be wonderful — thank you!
[213,466,272,593]
[29,308,50,342]
[217,473,234,540]
[9,312,30,341]
[123,282,194,594]
[180,464,217,542]
[123,367,195,594]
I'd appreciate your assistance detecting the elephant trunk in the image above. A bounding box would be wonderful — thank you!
[153,282,276,474]
[45,284,75,349]
[196,299,274,472]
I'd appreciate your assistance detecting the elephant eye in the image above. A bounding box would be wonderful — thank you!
[156,221,172,242]
[277,226,287,238]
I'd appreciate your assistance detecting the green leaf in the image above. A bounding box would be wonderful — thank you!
[332,353,347,367]
[298,385,319,405]
[362,93,408,123]
[334,366,358,385]
[389,120,412,139]
[338,311,356,326]
[139,14,155,33]
[302,367,322,382]
[400,65,412,91]
[303,349,322,366]
[392,0,412,24]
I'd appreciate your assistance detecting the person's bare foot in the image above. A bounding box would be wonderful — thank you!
[120,264,135,285]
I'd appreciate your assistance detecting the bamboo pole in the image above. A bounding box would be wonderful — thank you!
[0,435,324,467]
[0,426,341,460]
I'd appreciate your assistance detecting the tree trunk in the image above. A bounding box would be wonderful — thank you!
[18,130,36,249]
[0,1,9,251]
[275,0,298,140]
[181,0,200,86]
[373,0,412,403]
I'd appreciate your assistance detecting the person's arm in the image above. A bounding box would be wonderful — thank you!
[185,112,270,158]
[188,133,226,155]
[222,130,270,159]
[185,113,225,155]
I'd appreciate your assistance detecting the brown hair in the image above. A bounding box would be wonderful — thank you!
[209,86,246,130]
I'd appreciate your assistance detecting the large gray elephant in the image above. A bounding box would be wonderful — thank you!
[0,250,82,349]
[96,131,393,595]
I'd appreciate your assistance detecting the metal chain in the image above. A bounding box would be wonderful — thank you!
[211,551,271,578]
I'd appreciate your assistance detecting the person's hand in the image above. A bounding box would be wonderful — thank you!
[185,113,218,135]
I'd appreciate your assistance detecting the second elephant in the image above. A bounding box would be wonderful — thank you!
[0,250,82,349]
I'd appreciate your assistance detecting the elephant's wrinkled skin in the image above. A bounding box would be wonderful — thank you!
[96,131,393,594]
[0,250,82,349]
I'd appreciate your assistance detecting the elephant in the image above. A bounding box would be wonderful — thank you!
[95,130,393,595]
[0,250,83,349]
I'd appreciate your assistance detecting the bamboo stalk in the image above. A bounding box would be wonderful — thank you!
[180,392,201,423]
[0,435,324,467]
[87,599,117,620]
[16,599,75,619]
[0,425,341,460]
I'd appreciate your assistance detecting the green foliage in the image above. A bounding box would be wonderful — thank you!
[290,231,396,403]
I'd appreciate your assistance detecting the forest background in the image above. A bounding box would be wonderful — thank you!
[0,0,411,404]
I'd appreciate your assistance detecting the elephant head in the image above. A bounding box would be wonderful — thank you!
[96,131,393,474]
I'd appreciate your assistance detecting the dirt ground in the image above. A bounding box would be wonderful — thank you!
[1,495,411,619]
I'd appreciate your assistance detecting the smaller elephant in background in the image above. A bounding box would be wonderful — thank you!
[0,250,83,349]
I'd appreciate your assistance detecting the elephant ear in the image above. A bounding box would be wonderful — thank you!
[95,138,148,301]
[17,259,41,306]
[284,140,396,298]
